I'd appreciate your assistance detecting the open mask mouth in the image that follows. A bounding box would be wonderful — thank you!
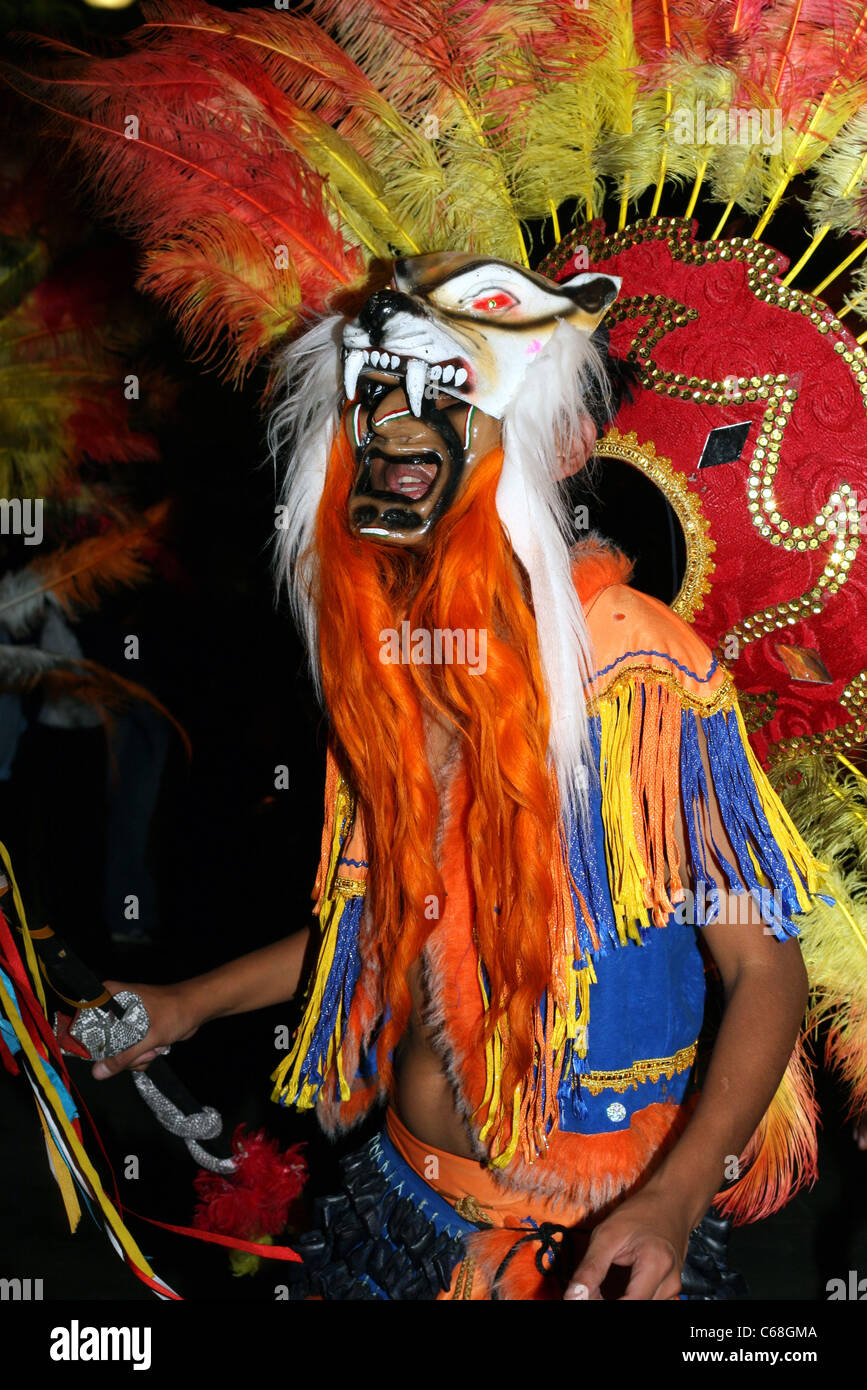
[346,345,473,544]
[369,449,441,501]
[349,423,459,544]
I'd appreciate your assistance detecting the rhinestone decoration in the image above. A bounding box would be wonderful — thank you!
[69,989,149,1061]
[769,668,867,763]
[606,1102,627,1122]
[131,1072,234,1174]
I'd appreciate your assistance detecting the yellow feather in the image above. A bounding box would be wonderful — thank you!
[510,82,606,225]
[657,62,738,203]
[770,754,867,1120]
[0,367,103,498]
[372,109,528,263]
[586,0,645,221]
[753,87,866,238]
[312,5,536,266]
[806,106,867,237]
[282,106,425,256]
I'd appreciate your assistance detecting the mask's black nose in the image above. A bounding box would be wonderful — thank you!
[358,288,422,340]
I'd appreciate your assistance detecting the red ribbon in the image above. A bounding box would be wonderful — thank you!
[121,1206,303,1262]
[0,904,303,1271]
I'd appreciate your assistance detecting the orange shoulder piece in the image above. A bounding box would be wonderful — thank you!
[584,583,730,708]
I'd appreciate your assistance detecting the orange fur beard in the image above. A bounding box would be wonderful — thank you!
[314,423,561,1101]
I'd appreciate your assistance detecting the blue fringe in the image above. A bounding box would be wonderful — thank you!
[287,893,364,1096]
[557,1033,590,1127]
[565,721,618,955]
[681,707,807,940]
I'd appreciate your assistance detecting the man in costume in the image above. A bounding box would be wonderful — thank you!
[9,0,867,1303]
[92,251,820,1300]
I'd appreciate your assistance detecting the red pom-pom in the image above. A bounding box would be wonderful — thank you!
[192,1126,308,1240]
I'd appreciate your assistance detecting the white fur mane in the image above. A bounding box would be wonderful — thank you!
[500,322,612,820]
[269,314,344,699]
[270,314,611,822]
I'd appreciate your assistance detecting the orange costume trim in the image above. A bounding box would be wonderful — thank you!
[385,1107,587,1300]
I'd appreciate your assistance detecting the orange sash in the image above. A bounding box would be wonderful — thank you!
[385,1107,589,1300]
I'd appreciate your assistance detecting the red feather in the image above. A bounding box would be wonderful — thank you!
[732,0,867,120]
[136,0,410,161]
[193,1126,308,1240]
[632,0,748,66]
[307,0,600,135]
[6,36,365,381]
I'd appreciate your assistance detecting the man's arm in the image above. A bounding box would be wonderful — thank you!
[564,905,807,1301]
[91,926,312,1079]
[639,907,808,1236]
[565,731,809,1301]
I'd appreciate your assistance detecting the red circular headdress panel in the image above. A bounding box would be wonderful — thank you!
[542,217,867,767]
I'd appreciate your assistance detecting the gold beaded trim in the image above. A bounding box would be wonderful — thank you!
[450,1254,476,1299]
[333,874,366,897]
[593,428,716,621]
[585,666,735,717]
[729,412,861,651]
[541,217,867,653]
[767,669,867,764]
[738,688,779,734]
[581,1042,698,1096]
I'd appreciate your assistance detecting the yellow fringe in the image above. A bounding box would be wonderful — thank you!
[732,703,822,910]
[476,840,596,1166]
[598,682,682,941]
[0,841,47,1016]
[280,683,826,1160]
[270,768,356,1109]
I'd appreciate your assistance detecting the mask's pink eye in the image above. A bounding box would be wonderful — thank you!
[470,291,517,313]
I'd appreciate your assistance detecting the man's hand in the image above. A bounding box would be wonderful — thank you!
[90,980,201,1079]
[564,1186,691,1301]
[89,929,312,1079]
